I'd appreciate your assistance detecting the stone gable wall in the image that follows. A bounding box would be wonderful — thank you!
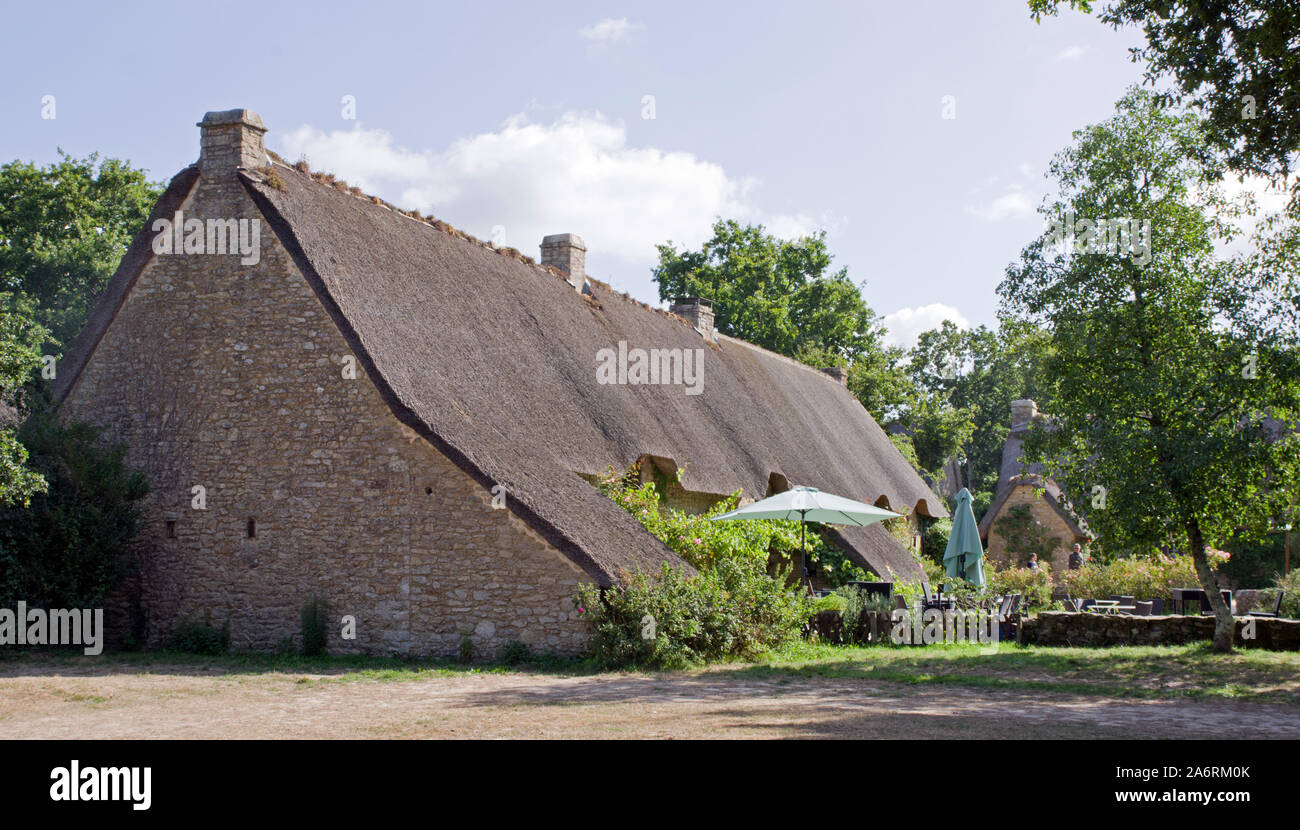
[62,173,589,657]
[985,485,1079,581]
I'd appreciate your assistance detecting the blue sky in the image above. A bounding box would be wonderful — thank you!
[1,1,1155,346]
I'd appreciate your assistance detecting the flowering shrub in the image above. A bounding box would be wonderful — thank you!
[1062,550,1227,601]
[987,562,1054,611]
[575,559,811,669]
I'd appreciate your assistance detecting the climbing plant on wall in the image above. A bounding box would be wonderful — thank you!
[993,503,1060,567]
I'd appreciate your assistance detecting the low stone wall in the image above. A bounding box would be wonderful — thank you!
[1020,611,1300,650]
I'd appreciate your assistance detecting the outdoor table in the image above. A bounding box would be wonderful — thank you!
[1173,588,1235,615]
[1087,600,1121,614]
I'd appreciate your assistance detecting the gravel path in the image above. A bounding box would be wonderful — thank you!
[2,664,1297,739]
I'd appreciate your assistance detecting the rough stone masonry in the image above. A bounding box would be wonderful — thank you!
[60,111,588,657]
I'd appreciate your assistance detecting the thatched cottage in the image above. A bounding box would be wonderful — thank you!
[978,399,1089,579]
[54,109,943,656]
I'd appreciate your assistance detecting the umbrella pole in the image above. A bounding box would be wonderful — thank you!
[800,511,810,593]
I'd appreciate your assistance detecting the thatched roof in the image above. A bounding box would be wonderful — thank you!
[56,159,943,584]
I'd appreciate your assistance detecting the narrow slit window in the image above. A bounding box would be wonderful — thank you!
[247,518,256,538]
[166,520,176,539]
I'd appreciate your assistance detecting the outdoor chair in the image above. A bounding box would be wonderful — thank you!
[1079,598,1097,612]
[1060,598,1081,612]
[1134,600,1154,616]
[998,594,1022,641]
[997,595,1016,619]
[921,582,951,612]
[1247,591,1285,619]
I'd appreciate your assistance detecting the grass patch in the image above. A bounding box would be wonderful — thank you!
[722,641,1300,704]
[0,648,593,681]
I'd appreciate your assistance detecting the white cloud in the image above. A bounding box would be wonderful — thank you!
[881,304,970,349]
[578,17,643,44]
[276,112,802,265]
[763,212,818,240]
[1214,173,1296,256]
[968,188,1035,222]
[1054,44,1090,62]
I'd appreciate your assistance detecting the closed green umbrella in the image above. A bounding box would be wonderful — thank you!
[711,486,901,588]
[944,487,986,586]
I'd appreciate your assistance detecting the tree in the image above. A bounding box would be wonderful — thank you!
[0,152,161,350]
[0,292,49,506]
[999,87,1300,652]
[846,341,915,425]
[1029,0,1300,186]
[653,220,888,364]
[903,319,1053,509]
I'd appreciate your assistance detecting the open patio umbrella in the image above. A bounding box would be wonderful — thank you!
[944,487,986,586]
[710,486,901,588]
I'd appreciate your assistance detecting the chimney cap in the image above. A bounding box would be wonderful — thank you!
[541,233,585,250]
[198,109,267,131]
[1010,398,1039,427]
[670,296,715,308]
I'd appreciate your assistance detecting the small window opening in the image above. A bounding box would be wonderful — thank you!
[425,486,433,495]
[166,520,176,539]
[247,518,256,538]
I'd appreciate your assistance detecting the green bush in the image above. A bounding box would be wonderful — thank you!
[1062,550,1226,601]
[812,593,846,613]
[834,585,894,642]
[1258,569,1300,619]
[0,411,148,609]
[576,558,812,670]
[458,633,474,664]
[499,640,533,665]
[987,562,1054,611]
[300,596,328,656]
[166,619,229,655]
[596,465,868,586]
[922,518,952,563]
[886,561,1053,613]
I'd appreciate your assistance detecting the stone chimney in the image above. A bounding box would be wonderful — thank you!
[540,233,588,291]
[198,109,268,178]
[820,366,848,387]
[1010,398,1038,430]
[669,297,715,340]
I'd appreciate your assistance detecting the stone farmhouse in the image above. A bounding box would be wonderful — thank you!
[978,399,1090,579]
[53,109,944,657]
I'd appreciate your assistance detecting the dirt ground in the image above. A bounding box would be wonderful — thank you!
[2,660,1298,739]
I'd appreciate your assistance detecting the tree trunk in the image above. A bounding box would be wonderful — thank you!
[1189,521,1233,653]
